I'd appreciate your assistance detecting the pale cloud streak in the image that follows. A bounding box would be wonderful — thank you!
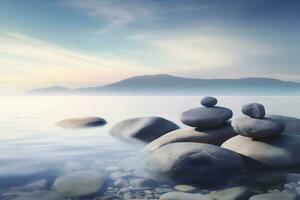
[0,33,153,93]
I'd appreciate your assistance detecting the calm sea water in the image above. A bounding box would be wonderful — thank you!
[0,96,299,193]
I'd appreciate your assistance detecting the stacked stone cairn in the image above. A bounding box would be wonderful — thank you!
[232,103,285,139]
[181,96,233,130]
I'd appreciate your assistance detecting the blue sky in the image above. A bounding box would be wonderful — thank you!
[0,0,300,93]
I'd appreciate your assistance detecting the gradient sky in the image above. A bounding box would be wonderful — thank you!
[0,0,300,93]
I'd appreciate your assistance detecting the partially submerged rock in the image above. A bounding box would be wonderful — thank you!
[56,117,106,128]
[52,170,106,198]
[145,122,236,152]
[110,116,180,143]
[11,191,63,200]
[142,142,244,187]
[222,134,300,169]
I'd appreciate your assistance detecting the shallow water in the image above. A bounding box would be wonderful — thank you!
[0,96,299,198]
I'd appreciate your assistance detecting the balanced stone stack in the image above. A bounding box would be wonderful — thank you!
[145,96,236,152]
[222,103,300,170]
[232,103,284,139]
[181,96,233,129]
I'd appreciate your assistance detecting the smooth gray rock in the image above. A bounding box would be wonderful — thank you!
[56,117,106,128]
[130,178,157,188]
[249,192,298,200]
[110,116,180,143]
[142,142,244,186]
[201,96,218,107]
[145,123,237,152]
[159,192,214,200]
[268,115,300,135]
[11,191,63,200]
[242,103,265,119]
[232,117,284,139]
[209,186,252,200]
[181,107,233,128]
[52,170,106,198]
[222,135,300,169]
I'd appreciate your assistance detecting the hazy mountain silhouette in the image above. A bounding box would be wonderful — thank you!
[28,74,300,95]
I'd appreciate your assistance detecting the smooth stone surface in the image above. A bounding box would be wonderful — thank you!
[201,96,218,107]
[268,115,300,135]
[130,178,157,188]
[181,107,233,128]
[52,170,106,197]
[24,179,47,191]
[232,117,284,139]
[159,192,214,200]
[110,116,180,143]
[222,134,300,169]
[209,186,252,200]
[242,103,265,119]
[142,142,244,186]
[11,191,63,200]
[145,122,236,152]
[249,192,298,200]
[174,185,197,192]
[56,117,106,128]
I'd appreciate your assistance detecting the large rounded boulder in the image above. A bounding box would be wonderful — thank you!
[268,115,300,135]
[222,134,300,169]
[141,142,245,187]
[110,116,180,143]
[145,122,237,152]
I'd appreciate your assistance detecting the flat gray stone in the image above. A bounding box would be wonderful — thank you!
[201,96,218,107]
[56,117,106,128]
[209,186,252,200]
[232,117,284,139]
[159,192,214,200]
[242,103,265,119]
[52,170,106,198]
[11,191,63,200]
[181,107,233,128]
[268,115,300,135]
[145,122,236,152]
[142,142,244,186]
[249,192,297,200]
[110,116,180,143]
[174,185,197,192]
[222,135,300,169]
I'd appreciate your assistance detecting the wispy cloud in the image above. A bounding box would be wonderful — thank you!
[0,33,153,92]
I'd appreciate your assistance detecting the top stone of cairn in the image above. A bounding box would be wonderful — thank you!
[201,96,218,107]
[242,103,265,119]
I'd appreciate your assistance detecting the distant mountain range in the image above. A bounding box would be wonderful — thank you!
[27,74,300,95]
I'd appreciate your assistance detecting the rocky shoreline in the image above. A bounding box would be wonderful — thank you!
[2,96,300,200]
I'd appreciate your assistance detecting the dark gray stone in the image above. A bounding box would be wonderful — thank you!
[222,134,300,169]
[249,192,298,200]
[142,142,244,186]
[110,116,180,143]
[181,107,233,128]
[56,117,106,128]
[242,103,265,119]
[145,122,236,152]
[268,115,300,135]
[201,96,218,107]
[232,117,284,139]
